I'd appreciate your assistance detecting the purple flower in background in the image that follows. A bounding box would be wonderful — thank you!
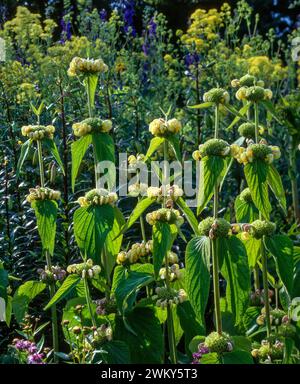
[148,17,157,38]
[192,343,209,364]
[59,18,72,44]
[123,0,136,36]
[185,53,200,67]
[28,353,44,365]
[100,9,107,21]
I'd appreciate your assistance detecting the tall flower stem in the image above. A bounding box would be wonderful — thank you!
[212,103,222,335]
[36,139,59,362]
[254,102,271,337]
[83,275,96,327]
[163,140,177,364]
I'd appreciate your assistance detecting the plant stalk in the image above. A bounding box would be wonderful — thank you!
[254,102,271,337]
[212,103,222,335]
[37,139,59,361]
[83,275,96,327]
[163,139,177,364]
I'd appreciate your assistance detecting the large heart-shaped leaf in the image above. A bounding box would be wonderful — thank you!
[71,134,92,191]
[220,237,250,326]
[265,235,294,296]
[267,164,287,213]
[32,200,58,255]
[73,204,114,264]
[44,274,81,310]
[152,222,173,278]
[234,195,259,223]
[13,281,46,323]
[198,156,226,215]
[185,236,210,326]
[244,159,271,219]
[92,132,115,190]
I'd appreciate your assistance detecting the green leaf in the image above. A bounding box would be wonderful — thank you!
[71,134,92,191]
[111,266,126,294]
[267,164,287,213]
[145,137,165,160]
[166,135,181,161]
[185,236,210,326]
[105,207,125,277]
[177,301,205,354]
[220,237,250,326]
[31,200,58,255]
[201,352,220,364]
[226,103,250,131]
[198,156,226,215]
[83,74,98,107]
[74,204,114,264]
[188,101,214,109]
[12,281,46,323]
[115,307,163,364]
[96,340,130,364]
[0,268,9,302]
[261,100,282,124]
[5,296,12,326]
[223,350,253,364]
[43,138,65,175]
[92,132,115,190]
[243,306,260,334]
[30,100,44,116]
[234,195,259,223]
[244,159,271,219]
[152,222,173,278]
[176,197,199,234]
[44,274,81,310]
[119,197,154,236]
[115,271,154,314]
[189,335,205,353]
[242,237,261,269]
[16,139,31,179]
[265,235,294,296]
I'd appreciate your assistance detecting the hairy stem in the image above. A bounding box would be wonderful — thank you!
[254,102,271,337]
[163,140,177,364]
[37,139,59,361]
[212,103,222,335]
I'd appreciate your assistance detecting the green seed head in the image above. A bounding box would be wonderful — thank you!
[250,143,273,160]
[239,74,256,87]
[245,86,266,102]
[198,138,230,158]
[198,217,231,238]
[198,217,214,236]
[203,88,230,104]
[278,324,296,338]
[240,187,253,203]
[238,122,256,139]
[204,332,233,354]
[251,220,276,239]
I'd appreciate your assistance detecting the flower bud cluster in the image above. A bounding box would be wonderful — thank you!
[232,75,272,102]
[77,188,118,207]
[67,259,101,279]
[95,297,117,316]
[21,125,55,140]
[159,263,182,282]
[240,187,253,203]
[192,138,230,160]
[250,288,274,306]
[128,182,148,197]
[163,251,179,265]
[116,240,153,265]
[153,287,187,309]
[238,122,264,139]
[68,57,108,77]
[231,74,264,88]
[72,118,112,137]
[203,88,230,104]
[147,184,183,204]
[232,142,281,165]
[37,265,66,283]
[146,208,184,226]
[204,332,233,354]
[251,339,284,363]
[26,187,61,203]
[128,154,145,169]
[256,307,288,326]
[240,220,276,240]
[149,118,181,137]
[198,217,231,239]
